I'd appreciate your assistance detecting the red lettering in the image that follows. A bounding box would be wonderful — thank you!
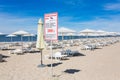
[48,29,54,32]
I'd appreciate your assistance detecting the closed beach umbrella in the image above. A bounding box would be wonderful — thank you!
[36,18,45,67]
[6,34,16,42]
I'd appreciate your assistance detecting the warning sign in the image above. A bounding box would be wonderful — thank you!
[44,12,58,40]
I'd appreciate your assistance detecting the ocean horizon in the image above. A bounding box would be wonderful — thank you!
[0,34,118,42]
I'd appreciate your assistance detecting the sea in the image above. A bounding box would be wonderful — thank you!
[0,34,118,42]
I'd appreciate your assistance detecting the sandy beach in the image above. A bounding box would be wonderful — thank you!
[1,0,120,80]
[0,41,120,80]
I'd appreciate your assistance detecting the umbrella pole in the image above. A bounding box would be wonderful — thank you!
[11,36,12,42]
[86,33,88,40]
[71,35,72,46]
[40,49,43,65]
[62,33,64,51]
[31,36,33,42]
[38,49,46,67]
[21,35,23,53]
[28,36,30,42]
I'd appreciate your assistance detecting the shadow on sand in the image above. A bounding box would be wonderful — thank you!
[0,54,10,63]
[47,62,62,67]
[1,55,10,58]
[72,52,86,57]
[52,68,81,80]
[0,60,7,63]
[64,69,80,74]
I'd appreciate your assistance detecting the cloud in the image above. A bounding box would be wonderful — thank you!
[104,3,120,11]
[0,13,39,34]
[1,12,120,34]
[59,15,120,32]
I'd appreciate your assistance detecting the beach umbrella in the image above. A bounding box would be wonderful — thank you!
[96,30,109,37]
[0,32,4,35]
[6,34,16,42]
[12,30,30,41]
[80,29,96,34]
[116,32,120,36]
[0,32,6,42]
[67,33,76,38]
[58,27,76,49]
[30,34,35,42]
[79,33,86,36]
[108,32,118,37]
[97,30,106,33]
[66,33,76,44]
[58,27,76,41]
[36,18,45,67]
[12,30,30,53]
[58,27,76,35]
[23,34,35,42]
[12,30,30,35]
[87,33,98,36]
[79,29,96,38]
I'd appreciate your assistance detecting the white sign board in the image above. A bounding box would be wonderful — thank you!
[44,13,58,40]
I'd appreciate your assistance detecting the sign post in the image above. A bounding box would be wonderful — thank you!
[44,12,58,79]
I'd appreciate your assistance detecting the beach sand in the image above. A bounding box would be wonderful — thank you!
[0,42,120,80]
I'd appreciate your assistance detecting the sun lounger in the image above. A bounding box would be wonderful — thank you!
[0,45,9,50]
[10,49,24,55]
[81,45,92,50]
[64,49,79,56]
[53,52,67,60]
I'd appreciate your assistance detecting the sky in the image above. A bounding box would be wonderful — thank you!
[0,0,120,34]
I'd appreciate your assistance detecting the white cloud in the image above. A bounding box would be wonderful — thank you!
[59,15,120,32]
[0,13,39,34]
[1,13,120,34]
[104,3,120,11]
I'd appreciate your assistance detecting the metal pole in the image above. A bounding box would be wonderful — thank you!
[11,36,12,42]
[71,35,72,46]
[37,48,46,67]
[21,35,23,53]
[31,36,33,42]
[62,33,64,51]
[40,49,43,65]
[28,36,30,42]
[50,40,53,79]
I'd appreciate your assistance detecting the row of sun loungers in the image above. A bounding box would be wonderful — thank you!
[9,48,40,55]
[0,45,10,50]
[1,37,120,55]
[80,37,120,50]
[46,37,120,60]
